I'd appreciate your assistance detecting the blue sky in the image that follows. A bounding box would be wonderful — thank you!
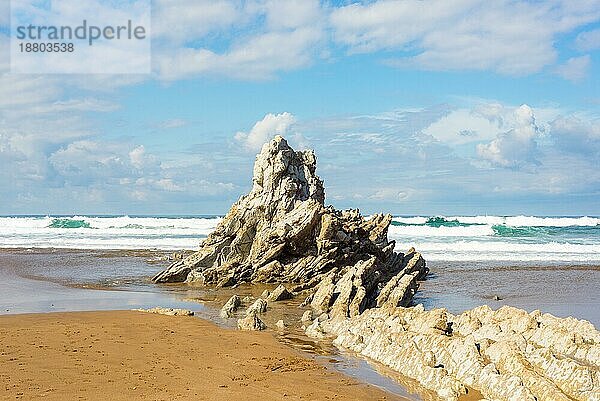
[1,0,599,215]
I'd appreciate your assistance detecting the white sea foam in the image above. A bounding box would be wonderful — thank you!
[391,216,429,225]
[391,215,600,227]
[388,224,495,237]
[449,215,599,227]
[0,215,598,262]
[0,216,220,250]
[392,240,600,262]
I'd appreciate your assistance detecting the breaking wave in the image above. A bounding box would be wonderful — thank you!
[0,215,598,262]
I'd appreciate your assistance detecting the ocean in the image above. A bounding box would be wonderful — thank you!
[1,215,599,263]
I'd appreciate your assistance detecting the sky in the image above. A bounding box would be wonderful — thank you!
[0,0,599,216]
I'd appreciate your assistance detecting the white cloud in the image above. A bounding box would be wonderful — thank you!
[0,74,61,109]
[129,145,148,169]
[27,98,119,114]
[48,140,150,184]
[575,28,600,51]
[10,0,151,74]
[331,0,600,75]
[0,34,8,72]
[554,55,591,82]
[550,115,600,157]
[259,0,322,30]
[153,0,239,43]
[0,1,8,27]
[369,188,416,201]
[235,112,297,151]
[153,0,325,80]
[477,104,541,168]
[423,109,502,145]
[156,26,323,80]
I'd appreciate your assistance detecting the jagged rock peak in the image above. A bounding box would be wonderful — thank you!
[153,136,427,320]
[250,135,324,206]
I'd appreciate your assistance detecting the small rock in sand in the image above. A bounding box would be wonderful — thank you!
[237,312,266,331]
[135,307,194,316]
[267,284,292,302]
[220,295,241,318]
[301,310,314,323]
[246,298,268,315]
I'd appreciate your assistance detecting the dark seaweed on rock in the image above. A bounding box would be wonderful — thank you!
[153,135,427,317]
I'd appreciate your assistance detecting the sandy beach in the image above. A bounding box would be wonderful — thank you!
[1,242,599,400]
[0,310,403,401]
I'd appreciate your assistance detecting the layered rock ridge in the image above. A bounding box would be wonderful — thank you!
[152,135,427,316]
[307,305,600,401]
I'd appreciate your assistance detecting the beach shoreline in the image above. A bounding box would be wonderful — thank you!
[2,247,597,327]
[1,247,598,401]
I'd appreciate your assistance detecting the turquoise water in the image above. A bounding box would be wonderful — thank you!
[0,214,599,263]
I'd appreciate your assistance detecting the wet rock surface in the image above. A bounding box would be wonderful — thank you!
[238,311,267,331]
[219,294,241,318]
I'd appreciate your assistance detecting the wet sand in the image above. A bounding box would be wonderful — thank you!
[1,248,598,401]
[415,261,600,327]
[0,249,419,400]
[0,311,403,401]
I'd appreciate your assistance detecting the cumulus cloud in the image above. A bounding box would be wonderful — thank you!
[477,105,541,168]
[554,55,591,82]
[331,0,600,75]
[423,109,502,145]
[152,0,326,80]
[8,0,599,81]
[47,141,159,186]
[235,112,297,151]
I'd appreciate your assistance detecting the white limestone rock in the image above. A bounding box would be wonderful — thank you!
[237,311,267,331]
[309,305,600,401]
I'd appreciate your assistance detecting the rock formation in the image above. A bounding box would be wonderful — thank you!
[237,311,267,331]
[307,305,600,401]
[246,298,268,315]
[153,135,428,317]
[219,295,241,318]
[151,135,600,400]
